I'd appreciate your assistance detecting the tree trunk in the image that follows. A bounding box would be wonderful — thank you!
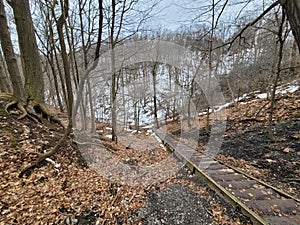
[0,50,12,93]
[152,63,159,128]
[78,0,95,133]
[290,38,299,75]
[49,50,64,112]
[0,0,25,102]
[111,48,118,141]
[10,0,44,104]
[205,0,215,133]
[110,0,117,142]
[94,0,103,60]
[54,0,73,127]
[268,9,286,142]
[281,0,300,52]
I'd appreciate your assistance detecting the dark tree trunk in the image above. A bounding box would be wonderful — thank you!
[281,0,300,52]
[54,0,73,127]
[10,0,44,104]
[0,0,25,102]
[0,54,12,93]
[268,8,286,141]
[152,63,159,128]
[0,52,12,93]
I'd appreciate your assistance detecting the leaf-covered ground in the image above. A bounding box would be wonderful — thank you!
[0,100,251,224]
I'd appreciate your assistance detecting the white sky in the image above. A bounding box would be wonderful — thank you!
[145,0,275,32]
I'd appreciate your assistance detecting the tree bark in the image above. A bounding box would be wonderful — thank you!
[290,38,299,75]
[94,0,103,60]
[54,0,73,127]
[281,0,300,52]
[268,8,286,142]
[110,0,117,142]
[10,0,44,104]
[0,50,12,93]
[0,0,25,102]
[152,63,159,128]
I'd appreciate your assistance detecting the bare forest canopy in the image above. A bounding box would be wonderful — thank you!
[0,0,300,139]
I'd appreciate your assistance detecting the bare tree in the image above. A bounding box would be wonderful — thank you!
[267,8,288,141]
[9,0,45,112]
[51,0,73,128]
[35,1,64,111]
[152,62,159,128]
[204,0,228,132]
[0,0,26,113]
[108,0,130,142]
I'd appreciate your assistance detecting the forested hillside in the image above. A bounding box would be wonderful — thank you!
[0,0,299,224]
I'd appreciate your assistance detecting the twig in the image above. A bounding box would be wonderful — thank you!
[228,0,281,50]
[110,187,121,207]
[287,178,300,182]
[128,193,136,203]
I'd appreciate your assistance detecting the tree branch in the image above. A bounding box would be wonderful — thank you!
[228,0,281,50]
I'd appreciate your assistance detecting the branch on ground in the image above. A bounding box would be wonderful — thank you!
[18,126,71,178]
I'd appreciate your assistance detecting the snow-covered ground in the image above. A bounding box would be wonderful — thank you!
[199,82,299,116]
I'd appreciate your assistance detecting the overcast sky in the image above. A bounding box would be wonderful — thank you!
[145,0,274,32]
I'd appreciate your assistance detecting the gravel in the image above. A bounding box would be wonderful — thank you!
[135,183,212,224]
[132,168,252,225]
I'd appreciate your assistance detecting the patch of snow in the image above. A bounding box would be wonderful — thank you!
[142,125,154,129]
[240,99,258,105]
[199,92,251,116]
[131,130,141,134]
[105,134,113,139]
[45,158,56,165]
[151,133,162,143]
[240,93,249,99]
[124,128,134,132]
[214,102,232,111]
[277,85,299,94]
[159,143,167,151]
[198,83,298,114]
[45,158,61,171]
[198,111,207,116]
[257,93,268,99]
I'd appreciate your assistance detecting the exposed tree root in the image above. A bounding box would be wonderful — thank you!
[0,92,13,100]
[5,99,17,113]
[18,127,71,178]
[1,93,64,127]
[17,102,28,120]
[0,92,70,178]
[37,103,65,128]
